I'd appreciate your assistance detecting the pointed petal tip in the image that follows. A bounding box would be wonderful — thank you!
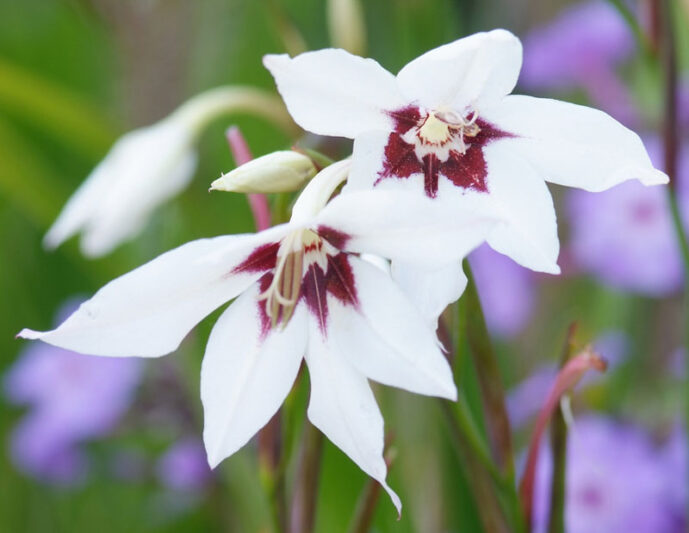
[640,168,670,186]
[16,328,42,340]
[262,53,290,70]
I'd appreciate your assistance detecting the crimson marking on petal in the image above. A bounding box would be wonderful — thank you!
[376,114,514,197]
[302,263,328,334]
[376,133,423,184]
[256,273,275,339]
[422,153,440,198]
[300,252,358,335]
[325,254,358,308]
[386,105,423,134]
[316,225,351,250]
[232,242,280,274]
[442,146,489,192]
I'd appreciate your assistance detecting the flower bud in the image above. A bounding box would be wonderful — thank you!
[210,151,317,193]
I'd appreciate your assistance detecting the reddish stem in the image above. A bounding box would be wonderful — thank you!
[518,349,607,526]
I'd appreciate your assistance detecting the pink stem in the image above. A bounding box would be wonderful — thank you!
[518,349,607,525]
[225,126,271,231]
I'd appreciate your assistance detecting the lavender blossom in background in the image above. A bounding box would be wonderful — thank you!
[521,0,637,125]
[532,416,675,533]
[661,425,687,530]
[156,438,212,492]
[469,243,537,338]
[507,332,629,427]
[567,137,689,296]
[4,302,142,484]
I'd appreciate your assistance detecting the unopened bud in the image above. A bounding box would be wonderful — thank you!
[210,151,317,194]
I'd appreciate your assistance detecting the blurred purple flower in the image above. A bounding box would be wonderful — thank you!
[521,1,637,125]
[4,301,143,484]
[156,439,212,492]
[469,243,537,338]
[533,416,674,533]
[508,332,629,427]
[660,425,687,530]
[10,413,89,485]
[567,137,689,296]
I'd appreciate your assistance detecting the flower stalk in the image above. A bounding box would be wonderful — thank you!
[463,264,515,478]
[656,0,689,523]
[547,323,578,533]
[519,347,607,528]
[290,420,324,533]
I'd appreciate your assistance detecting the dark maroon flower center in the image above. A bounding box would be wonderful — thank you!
[377,105,513,198]
[233,229,358,337]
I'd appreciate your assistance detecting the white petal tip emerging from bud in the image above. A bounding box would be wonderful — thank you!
[210,151,317,194]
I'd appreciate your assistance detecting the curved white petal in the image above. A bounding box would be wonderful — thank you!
[483,145,560,274]
[327,257,456,399]
[305,320,401,515]
[45,119,198,258]
[396,29,522,111]
[201,288,307,468]
[315,190,500,268]
[345,129,397,192]
[19,225,293,357]
[391,260,467,327]
[481,95,669,191]
[263,50,406,138]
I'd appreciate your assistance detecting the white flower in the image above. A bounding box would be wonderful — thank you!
[19,161,501,512]
[263,30,669,321]
[44,87,295,258]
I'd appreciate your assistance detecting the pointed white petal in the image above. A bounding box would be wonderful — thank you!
[483,145,560,274]
[45,120,198,258]
[396,29,522,111]
[201,288,307,468]
[263,50,406,138]
[18,225,293,357]
[482,95,669,191]
[327,256,456,399]
[391,260,467,328]
[315,190,500,268]
[305,322,401,515]
[43,156,114,251]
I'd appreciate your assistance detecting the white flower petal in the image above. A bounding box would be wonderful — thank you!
[305,320,402,515]
[201,288,307,468]
[44,120,198,258]
[391,260,467,327]
[80,150,198,258]
[345,129,395,192]
[315,190,500,268]
[327,256,456,399]
[396,29,522,111]
[482,95,669,191]
[19,225,293,357]
[263,50,406,138]
[483,145,560,274]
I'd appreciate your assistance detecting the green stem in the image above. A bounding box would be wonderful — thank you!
[291,422,324,533]
[606,0,654,56]
[547,324,577,533]
[463,263,515,479]
[657,0,689,524]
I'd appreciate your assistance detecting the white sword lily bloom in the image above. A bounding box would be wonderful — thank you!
[263,29,668,323]
[20,160,503,513]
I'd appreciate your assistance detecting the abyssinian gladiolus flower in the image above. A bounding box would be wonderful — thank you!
[44,87,295,258]
[263,29,668,290]
[19,161,501,512]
